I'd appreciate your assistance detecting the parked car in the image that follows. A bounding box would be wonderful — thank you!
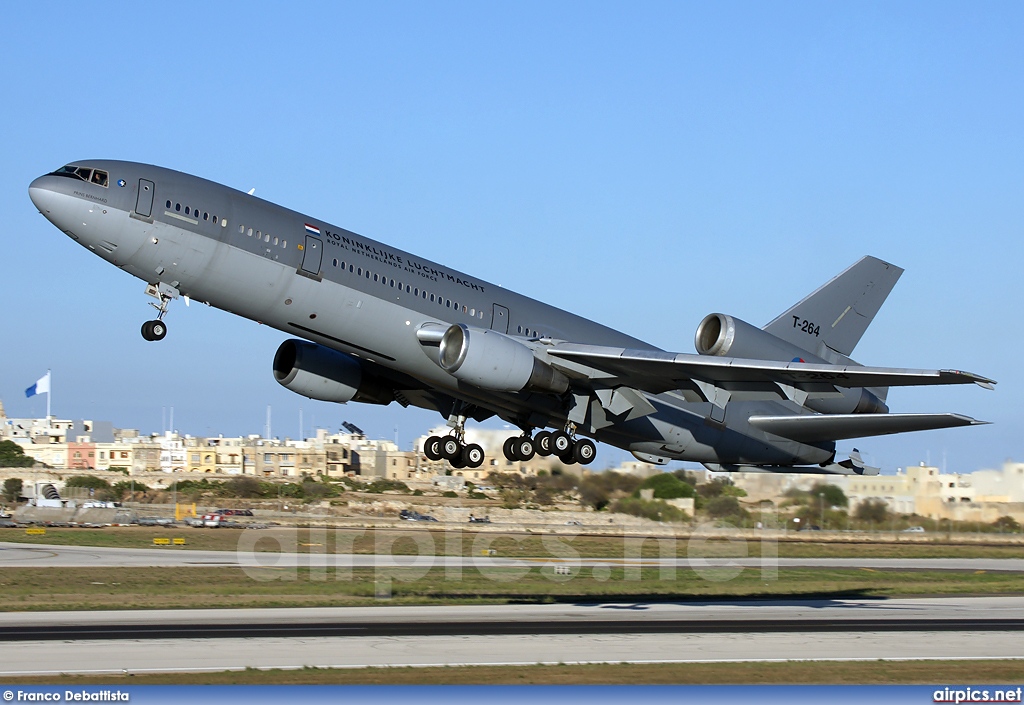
[903,526,926,533]
[468,516,491,523]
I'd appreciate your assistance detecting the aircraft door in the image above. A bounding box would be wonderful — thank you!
[490,304,509,334]
[300,235,323,276]
[135,179,155,218]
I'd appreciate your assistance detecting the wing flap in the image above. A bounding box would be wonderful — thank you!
[748,412,987,443]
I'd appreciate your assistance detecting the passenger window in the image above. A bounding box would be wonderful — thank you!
[446,299,452,308]
[221,219,228,228]
[166,200,171,209]
[333,259,338,267]
[264,233,270,242]
[517,325,523,333]
[470,308,475,316]
[175,203,181,212]
[365,270,370,278]
[248,228,253,237]
[238,225,244,234]
[256,230,261,239]
[430,294,435,302]
[204,212,209,221]
[273,237,278,245]
[373,274,379,282]
[185,207,190,215]
[213,216,218,224]
[281,239,286,247]
[463,306,468,313]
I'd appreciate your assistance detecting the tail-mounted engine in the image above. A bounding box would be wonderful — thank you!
[695,313,887,415]
[273,339,393,405]
[438,324,568,394]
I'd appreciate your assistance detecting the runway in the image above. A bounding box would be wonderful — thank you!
[4,541,1024,572]
[0,598,1022,675]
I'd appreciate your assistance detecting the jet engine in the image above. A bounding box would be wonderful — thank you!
[273,339,393,405]
[695,313,826,363]
[438,324,569,394]
[695,314,887,415]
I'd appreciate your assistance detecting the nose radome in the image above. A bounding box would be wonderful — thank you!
[28,175,52,213]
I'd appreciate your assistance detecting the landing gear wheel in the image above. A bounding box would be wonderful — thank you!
[549,431,572,456]
[441,437,463,461]
[450,455,466,469]
[463,443,484,468]
[423,436,443,461]
[512,436,535,462]
[502,437,518,462]
[142,320,166,341]
[534,431,552,456]
[573,438,597,465]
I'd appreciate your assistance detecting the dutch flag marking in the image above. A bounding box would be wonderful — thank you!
[304,224,321,236]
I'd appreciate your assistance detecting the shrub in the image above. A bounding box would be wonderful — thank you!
[634,473,695,500]
[64,475,112,491]
[442,491,459,498]
[611,496,688,523]
[855,498,889,523]
[704,495,748,520]
[3,478,23,502]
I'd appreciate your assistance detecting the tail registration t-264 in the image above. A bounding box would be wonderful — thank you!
[793,316,820,337]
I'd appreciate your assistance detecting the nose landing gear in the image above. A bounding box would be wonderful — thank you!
[141,282,179,342]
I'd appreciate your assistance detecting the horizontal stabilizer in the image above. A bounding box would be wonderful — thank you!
[748,412,987,443]
[548,344,996,395]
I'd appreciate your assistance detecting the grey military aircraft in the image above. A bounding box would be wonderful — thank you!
[28,161,994,475]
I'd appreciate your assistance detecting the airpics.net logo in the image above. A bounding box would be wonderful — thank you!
[934,686,1023,703]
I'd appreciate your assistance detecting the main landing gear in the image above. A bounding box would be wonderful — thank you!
[503,428,597,466]
[421,412,597,470]
[423,432,485,469]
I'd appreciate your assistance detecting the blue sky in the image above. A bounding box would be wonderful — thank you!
[2,2,1021,473]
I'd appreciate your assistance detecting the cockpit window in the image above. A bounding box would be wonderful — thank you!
[48,165,109,188]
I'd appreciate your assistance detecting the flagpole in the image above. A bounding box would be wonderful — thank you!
[46,369,51,424]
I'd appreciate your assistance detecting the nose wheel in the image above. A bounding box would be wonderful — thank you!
[141,320,167,341]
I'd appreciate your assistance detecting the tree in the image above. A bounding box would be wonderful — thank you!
[64,476,112,491]
[810,482,848,508]
[3,478,23,502]
[704,495,748,520]
[225,476,264,498]
[854,498,889,523]
[993,515,1021,532]
[0,441,35,468]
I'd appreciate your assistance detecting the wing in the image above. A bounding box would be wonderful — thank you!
[546,344,996,395]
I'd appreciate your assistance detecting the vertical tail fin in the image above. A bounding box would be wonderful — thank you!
[763,256,903,358]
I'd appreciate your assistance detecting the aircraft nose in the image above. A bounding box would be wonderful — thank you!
[28,175,53,213]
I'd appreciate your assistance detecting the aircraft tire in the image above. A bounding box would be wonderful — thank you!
[424,436,443,461]
[550,431,572,455]
[573,438,597,465]
[441,437,462,461]
[502,437,517,461]
[534,431,552,456]
[558,451,576,465]
[463,444,484,468]
[513,437,535,462]
[150,320,167,341]
[140,321,154,341]
[450,455,466,469]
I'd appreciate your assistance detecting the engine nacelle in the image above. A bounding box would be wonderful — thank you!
[695,314,888,415]
[438,324,569,394]
[695,313,827,363]
[273,339,393,405]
